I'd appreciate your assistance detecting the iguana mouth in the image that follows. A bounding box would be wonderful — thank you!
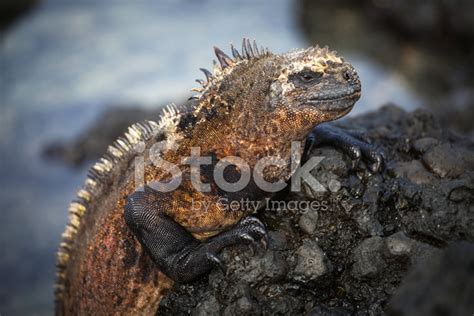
[307,91,361,112]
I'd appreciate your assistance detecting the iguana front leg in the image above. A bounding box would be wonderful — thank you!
[305,124,384,172]
[124,187,267,283]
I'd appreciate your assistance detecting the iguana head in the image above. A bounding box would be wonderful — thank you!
[190,39,360,141]
[268,46,361,119]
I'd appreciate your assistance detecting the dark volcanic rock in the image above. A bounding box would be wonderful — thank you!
[293,239,333,283]
[387,242,474,316]
[351,236,385,279]
[421,143,474,178]
[157,105,474,315]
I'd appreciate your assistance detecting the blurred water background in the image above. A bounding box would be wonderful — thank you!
[0,0,472,314]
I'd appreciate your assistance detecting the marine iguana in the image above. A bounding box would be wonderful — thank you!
[55,39,382,315]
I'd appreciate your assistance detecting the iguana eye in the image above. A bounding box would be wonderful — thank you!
[298,70,323,83]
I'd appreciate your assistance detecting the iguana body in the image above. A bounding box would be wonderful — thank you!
[55,39,381,314]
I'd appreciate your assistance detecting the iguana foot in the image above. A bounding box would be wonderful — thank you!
[202,216,268,269]
[305,124,384,173]
[125,188,267,282]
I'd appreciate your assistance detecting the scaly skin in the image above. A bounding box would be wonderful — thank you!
[55,39,381,315]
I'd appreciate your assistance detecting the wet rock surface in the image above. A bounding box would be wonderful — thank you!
[157,105,473,315]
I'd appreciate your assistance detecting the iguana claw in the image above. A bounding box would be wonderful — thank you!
[305,124,384,173]
[207,253,227,275]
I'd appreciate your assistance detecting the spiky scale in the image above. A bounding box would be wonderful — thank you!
[56,271,66,281]
[57,252,69,267]
[252,40,259,55]
[125,127,140,144]
[69,202,86,216]
[214,46,233,69]
[230,43,242,60]
[134,123,148,137]
[245,38,254,58]
[130,125,142,139]
[166,104,178,116]
[116,138,130,152]
[61,225,75,240]
[200,68,213,82]
[69,213,81,229]
[242,38,250,59]
[107,145,123,159]
[59,241,71,251]
[124,133,135,145]
[85,178,97,189]
[102,157,113,167]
